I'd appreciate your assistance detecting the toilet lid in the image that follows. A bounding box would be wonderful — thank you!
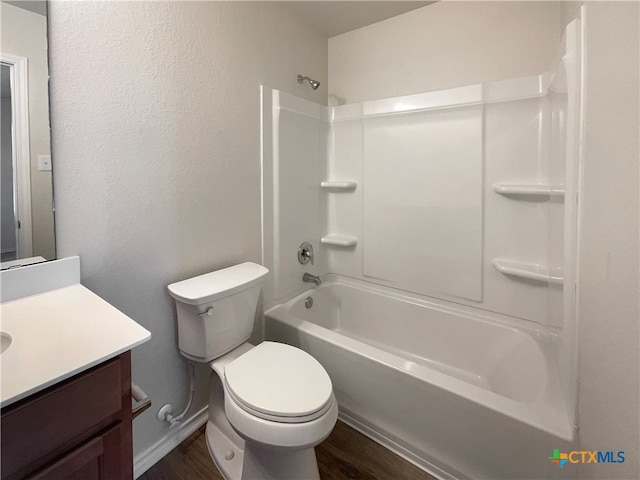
[224,342,333,422]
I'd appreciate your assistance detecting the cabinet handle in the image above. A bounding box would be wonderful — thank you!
[131,383,152,419]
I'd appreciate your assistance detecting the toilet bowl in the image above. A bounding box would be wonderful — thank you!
[168,263,337,479]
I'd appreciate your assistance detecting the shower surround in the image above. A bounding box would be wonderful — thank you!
[261,19,582,480]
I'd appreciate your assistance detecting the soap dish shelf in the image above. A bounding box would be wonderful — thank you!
[492,258,563,285]
[493,183,565,198]
[321,235,358,247]
[320,181,358,191]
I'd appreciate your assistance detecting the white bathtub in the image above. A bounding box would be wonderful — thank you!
[265,276,575,479]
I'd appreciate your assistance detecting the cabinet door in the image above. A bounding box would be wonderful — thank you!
[27,423,124,480]
[1,357,124,479]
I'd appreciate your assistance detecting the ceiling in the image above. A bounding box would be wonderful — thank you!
[278,1,435,38]
[1,1,434,37]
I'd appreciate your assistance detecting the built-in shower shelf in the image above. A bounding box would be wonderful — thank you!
[493,258,564,285]
[320,180,358,191]
[321,234,358,247]
[493,184,565,197]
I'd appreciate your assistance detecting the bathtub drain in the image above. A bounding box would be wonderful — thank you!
[305,296,313,309]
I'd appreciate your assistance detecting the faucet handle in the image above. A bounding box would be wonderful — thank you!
[298,242,314,265]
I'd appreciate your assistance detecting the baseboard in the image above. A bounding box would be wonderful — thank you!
[133,406,209,478]
[337,411,458,480]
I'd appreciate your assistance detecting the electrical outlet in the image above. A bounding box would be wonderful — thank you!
[38,155,52,171]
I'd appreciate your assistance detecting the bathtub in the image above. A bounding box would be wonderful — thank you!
[265,276,575,479]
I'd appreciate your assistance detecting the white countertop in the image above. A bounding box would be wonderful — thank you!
[1,284,151,408]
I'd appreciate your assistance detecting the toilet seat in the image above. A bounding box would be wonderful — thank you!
[224,389,338,450]
[224,342,333,424]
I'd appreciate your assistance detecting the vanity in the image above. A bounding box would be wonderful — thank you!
[1,257,151,480]
[2,4,151,477]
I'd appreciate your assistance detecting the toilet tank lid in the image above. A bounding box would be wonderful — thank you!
[167,262,269,305]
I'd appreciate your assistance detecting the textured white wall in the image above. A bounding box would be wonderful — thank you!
[578,3,639,479]
[47,0,327,459]
[560,1,584,29]
[0,3,54,259]
[328,1,561,104]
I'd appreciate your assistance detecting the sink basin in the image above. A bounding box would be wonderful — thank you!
[1,332,12,354]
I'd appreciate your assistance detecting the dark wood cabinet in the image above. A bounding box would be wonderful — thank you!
[1,352,133,480]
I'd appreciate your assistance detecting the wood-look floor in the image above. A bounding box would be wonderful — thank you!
[139,420,437,480]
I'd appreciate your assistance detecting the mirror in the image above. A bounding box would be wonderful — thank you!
[0,0,54,269]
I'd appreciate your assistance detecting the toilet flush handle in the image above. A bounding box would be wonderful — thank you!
[198,307,214,318]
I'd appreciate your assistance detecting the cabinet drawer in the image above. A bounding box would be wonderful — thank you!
[28,435,104,480]
[1,358,123,479]
[27,423,123,480]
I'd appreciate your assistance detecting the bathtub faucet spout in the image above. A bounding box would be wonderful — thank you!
[303,273,321,286]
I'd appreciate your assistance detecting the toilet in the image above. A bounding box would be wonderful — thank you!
[167,262,337,480]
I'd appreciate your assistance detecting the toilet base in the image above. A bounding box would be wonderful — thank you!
[205,419,321,480]
[242,443,320,480]
[206,419,244,479]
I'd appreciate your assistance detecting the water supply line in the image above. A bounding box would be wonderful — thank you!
[157,360,196,428]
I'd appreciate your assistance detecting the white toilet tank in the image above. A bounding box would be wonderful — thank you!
[167,262,269,362]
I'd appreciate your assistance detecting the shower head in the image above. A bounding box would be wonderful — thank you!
[297,74,320,91]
